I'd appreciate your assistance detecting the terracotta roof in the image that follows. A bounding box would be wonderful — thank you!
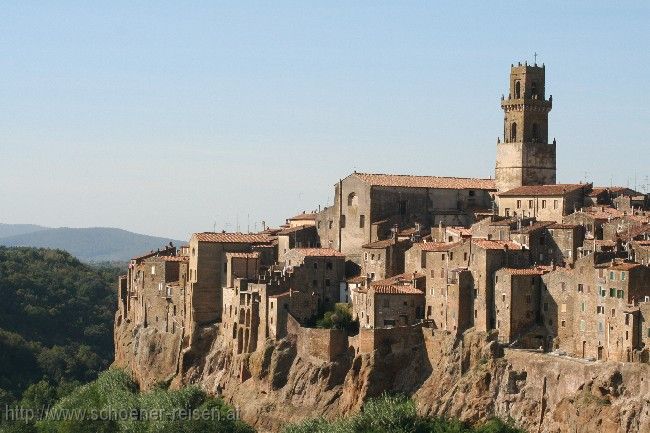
[447,226,472,237]
[472,238,523,250]
[288,212,317,221]
[500,266,552,276]
[499,183,588,197]
[417,241,460,252]
[634,240,650,247]
[194,232,272,243]
[362,238,407,249]
[371,285,424,295]
[278,225,316,235]
[372,272,426,286]
[131,246,176,262]
[626,225,650,240]
[512,221,555,234]
[289,248,345,257]
[608,262,643,271]
[352,172,496,190]
[226,252,261,259]
[160,256,189,262]
[579,206,624,220]
[549,223,579,229]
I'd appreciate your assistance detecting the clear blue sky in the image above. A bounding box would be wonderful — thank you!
[1,1,648,240]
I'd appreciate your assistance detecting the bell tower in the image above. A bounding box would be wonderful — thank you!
[495,62,556,192]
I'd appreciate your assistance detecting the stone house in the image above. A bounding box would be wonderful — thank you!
[361,235,411,281]
[283,248,346,309]
[352,276,425,329]
[494,267,550,345]
[187,232,274,330]
[497,183,590,223]
[285,212,317,228]
[276,225,319,264]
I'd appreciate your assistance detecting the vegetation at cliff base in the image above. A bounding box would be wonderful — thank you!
[282,394,525,433]
[1,369,254,433]
[0,247,120,403]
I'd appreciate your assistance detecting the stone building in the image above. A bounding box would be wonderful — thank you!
[494,267,550,345]
[351,275,425,329]
[495,63,556,192]
[361,234,411,281]
[497,183,590,223]
[277,225,319,264]
[283,248,346,309]
[187,232,274,329]
[316,172,495,265]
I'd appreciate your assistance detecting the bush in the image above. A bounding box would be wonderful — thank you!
[315,304,357,333]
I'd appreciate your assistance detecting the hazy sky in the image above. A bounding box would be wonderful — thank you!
[1,1,649,240]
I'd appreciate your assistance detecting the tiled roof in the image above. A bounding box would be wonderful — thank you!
[347,275,367,284]
[417,241,460,252]
[226,252,261,259]
[278,225,316,235]
[626,225,650,240]
[194,232,272,243]
[372,272,426,286]
[499,183,588,197]
[447,226,472,237]
[371,285,424,295]
[362,238,407,249]
[512,221,555,234]
[353,172,496,190]
[581,206,625,220]
[288,212,317,221]
[608,262,643,271]
[131,246,176,261]
[500,266,552,276]
[549,223,579,229]
[160,256,189,262]
[290,248,345,257]
[472,238,523,250]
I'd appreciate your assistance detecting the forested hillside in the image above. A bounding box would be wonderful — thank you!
[0,247,120,404]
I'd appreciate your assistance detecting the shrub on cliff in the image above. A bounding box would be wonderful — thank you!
[282,394,525,433]
[33,368,254,433]
[315,303,358,333]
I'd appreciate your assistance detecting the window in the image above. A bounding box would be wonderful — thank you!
[516,200,521,209]
[449,252,454,260]
[581,302,585,312]
[502,294,506,302]
[599,286,606,297]
[560,282,566,292]
[464,252,468,261]
[597,306,604,314]
[531,81,538,98]
[151,266,156,275]
[514,80,521,98]
[528,200,534,208]
[469,190,475,197]
[510,122,517,141]
[580,320,586,331]
[611,308,616,317]
[191,248,196,257]
[328,221,333,229]
[610,271,615,280]
[359,215,365,228]
[541,200,547,209]
[347,193,358,206]
[399,200,407,216]
[505,208,511,217]
[326,261,333,270]
[371,254,375,260]
[561,303,567,313]
[313,262,318,269]
[577,284,584,293]
[617,289,624,299]
[561,320,566,327]
[340,215,346,228]
[621,272,626,281]
[598,322,604,333]
[554,200,558,209]
[609,288,616,298]
[532,123,539,141]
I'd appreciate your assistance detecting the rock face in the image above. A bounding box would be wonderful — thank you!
[114,317,650,433]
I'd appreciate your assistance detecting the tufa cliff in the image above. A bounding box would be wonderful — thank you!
[114,314,650,433]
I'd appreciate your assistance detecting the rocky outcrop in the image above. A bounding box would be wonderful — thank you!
[114,319,650,433]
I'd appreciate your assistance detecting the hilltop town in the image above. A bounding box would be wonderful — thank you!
[114,63,650,432]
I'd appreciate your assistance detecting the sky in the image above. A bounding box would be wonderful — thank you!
[1,1,649,240]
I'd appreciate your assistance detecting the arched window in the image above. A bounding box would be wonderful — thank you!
[514,81,521,99]
[510,122,517,141]
[531,81,538,99]
[347,192,358,206]
[532,123,539,142]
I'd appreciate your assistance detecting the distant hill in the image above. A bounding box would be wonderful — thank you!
[0,223,48,238]
[0,227,185,262]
